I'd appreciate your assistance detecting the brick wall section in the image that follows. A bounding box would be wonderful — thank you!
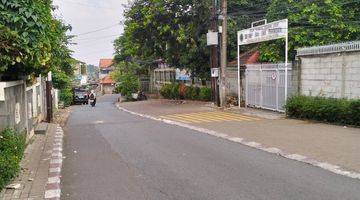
[298,51,360,99]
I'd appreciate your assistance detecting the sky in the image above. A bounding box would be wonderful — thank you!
[53,0,129,66]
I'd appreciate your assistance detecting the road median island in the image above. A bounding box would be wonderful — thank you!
[116,99,360,180]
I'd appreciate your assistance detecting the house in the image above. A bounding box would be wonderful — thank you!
[99,59,115,94]
[99,59,115,79]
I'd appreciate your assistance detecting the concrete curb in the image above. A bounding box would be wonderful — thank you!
[116,104,360,180]
[45,125,64,200]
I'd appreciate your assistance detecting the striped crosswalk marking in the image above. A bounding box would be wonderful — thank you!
[160,112,260,124]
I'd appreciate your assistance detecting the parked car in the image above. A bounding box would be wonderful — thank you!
[73,89,89,104]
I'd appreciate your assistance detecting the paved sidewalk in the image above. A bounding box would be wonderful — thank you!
[0,124,61,200]
[118,99,360,174]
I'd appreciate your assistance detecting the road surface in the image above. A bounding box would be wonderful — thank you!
[62,95,360,200]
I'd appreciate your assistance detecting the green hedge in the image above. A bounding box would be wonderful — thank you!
[60,88,73,107]
[160,83,212,101]
[285,95,360,126]
[0,129,26,190]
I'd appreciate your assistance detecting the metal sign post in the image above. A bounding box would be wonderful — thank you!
[237,19,288,108]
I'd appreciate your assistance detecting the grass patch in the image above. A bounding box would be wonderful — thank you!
[0,129,26,190]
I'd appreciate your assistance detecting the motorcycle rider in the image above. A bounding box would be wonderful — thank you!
[89,90,96,106]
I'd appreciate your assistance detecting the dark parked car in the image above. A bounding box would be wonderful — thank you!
[73,89,89,104]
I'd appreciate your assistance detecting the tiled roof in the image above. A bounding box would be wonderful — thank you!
[228,51,260,67]
[100,75,115,84]
[99,59,113,69]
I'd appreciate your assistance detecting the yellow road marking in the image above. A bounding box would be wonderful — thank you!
[160,116,191,123]
[214,112,260,120]
[204,112,254,121]
[172,113,228,123]
[164,115,211,123]
[189,112,248,122]
[163,112,258,123]
[160,111,260,124]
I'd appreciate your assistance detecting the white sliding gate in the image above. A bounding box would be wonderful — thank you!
[245,63,292,112]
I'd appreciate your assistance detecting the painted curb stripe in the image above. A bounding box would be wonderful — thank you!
[116,105,360,180]
[45,126,64,200]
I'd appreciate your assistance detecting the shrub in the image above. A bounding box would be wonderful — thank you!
[170,83,180,99]
[60,88,73,107]
[0,129,26,190]
[160,84,173,99]
[117,73,140,100]
[349,100,360,126]
[178,84,187,99]
[160,84,212,101]
[285,95,360,126]
[199,87,212,101]
[185,86,197,100]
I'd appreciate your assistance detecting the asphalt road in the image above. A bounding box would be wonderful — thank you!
[62,95,360,200]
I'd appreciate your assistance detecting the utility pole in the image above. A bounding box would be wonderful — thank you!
[209,4,219,106]
[219,0,227,107]
[46,72,53,123]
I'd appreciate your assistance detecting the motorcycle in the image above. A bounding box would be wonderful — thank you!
[89,97,96,107]
[137,91,147,101]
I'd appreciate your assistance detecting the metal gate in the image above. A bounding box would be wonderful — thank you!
[245,63,292,112]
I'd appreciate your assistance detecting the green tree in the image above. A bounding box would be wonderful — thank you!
[114,0,270,79]
[114,0,212,80]
[227,0,271,60]
[259,0,360,62]
[0,0,75,81]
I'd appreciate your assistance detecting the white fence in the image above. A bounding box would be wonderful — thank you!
[0,76,55,139]
[245,64,294,112]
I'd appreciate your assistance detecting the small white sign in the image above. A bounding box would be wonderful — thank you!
[271,73,277,80]
[211,68,219,78]
[207,31,218,46]
[15,103,20,124]
[238,19,288,45]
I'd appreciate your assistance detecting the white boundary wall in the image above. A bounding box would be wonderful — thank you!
[297,41,360,99]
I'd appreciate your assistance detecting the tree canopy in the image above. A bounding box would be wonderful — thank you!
[0,0,75,82]
[259,0,360,62]
[113,0,269,79]
[114,0,211,79]
[115,0,360,75]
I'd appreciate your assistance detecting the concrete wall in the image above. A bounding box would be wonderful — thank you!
[0,82,27,134]
[298,51,360,99]
[225,67,246,104]
[0,78,47,138]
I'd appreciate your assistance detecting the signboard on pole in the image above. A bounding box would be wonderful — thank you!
[237,19,288,45]
[211,68,219,78]
[207,31,218,46]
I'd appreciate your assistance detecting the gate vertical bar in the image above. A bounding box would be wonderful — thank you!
[260,66,263,108]
[284,19,289,104]
[276,67,279,111]
[237,32,241,108]
[245,70,248,108]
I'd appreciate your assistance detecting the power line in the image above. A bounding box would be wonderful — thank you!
[75,23,121,36]
[74,34,119,41]
[76,47,115,56]
[55,0,124,11]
